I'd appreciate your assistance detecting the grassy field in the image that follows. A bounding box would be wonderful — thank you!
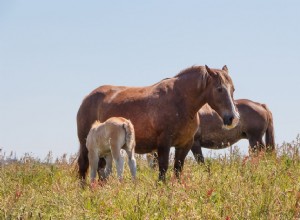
[1,139,300,219]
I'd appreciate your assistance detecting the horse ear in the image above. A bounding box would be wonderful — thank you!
[222,65,228,73]
[205,65,218,77]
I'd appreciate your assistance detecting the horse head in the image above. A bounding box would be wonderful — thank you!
[205,65,240,129]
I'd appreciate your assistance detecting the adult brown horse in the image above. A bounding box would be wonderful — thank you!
[191,99,275,163]
[77,65,239,182]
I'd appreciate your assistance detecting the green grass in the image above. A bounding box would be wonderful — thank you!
[1,139,300,219]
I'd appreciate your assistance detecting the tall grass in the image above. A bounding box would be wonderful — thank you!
[1,138,300,219]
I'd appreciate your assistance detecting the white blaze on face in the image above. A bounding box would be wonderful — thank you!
[222,85,240,130]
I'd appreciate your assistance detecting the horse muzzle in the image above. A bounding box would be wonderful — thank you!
[222,113,239,130]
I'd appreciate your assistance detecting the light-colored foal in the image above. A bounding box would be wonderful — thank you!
[86,117,136,182]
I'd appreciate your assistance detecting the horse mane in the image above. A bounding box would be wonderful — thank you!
[174,66,204,78]
[149,66,206,87]
[174,65,208,89]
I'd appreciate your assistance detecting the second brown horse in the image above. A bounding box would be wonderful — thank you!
[191,99,275,163]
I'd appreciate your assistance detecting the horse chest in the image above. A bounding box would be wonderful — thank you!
[173,118,199,147]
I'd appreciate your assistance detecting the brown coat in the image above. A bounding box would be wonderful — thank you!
[77,65,238,181]
[191,99,275,163]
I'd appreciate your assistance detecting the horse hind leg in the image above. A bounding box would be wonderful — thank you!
[125,148,137,179]
[111,143,125,180]
[78,143,89,184]
[88,148,99,183]
[97,157,106,181]
[104,154,113,179]
[114,155,124,180]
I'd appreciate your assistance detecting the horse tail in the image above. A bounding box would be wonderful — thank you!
[123,120,136,150]
[262,104,275,151]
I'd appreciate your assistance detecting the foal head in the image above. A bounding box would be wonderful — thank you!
[205,65,239,129]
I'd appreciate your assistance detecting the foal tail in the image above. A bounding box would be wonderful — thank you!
[123,120,136,150]
[262,104,275,151]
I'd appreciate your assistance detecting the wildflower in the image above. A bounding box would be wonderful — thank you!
[207,189,214,198]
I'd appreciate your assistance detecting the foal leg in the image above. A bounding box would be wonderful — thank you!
[174,147,190,179]
[157,146,171,182]
[114,155,124,180]
[125,149,137,179]
[104,154,113,179]
[111,145,125,180]
[88,148,99,183]
[191,140,205,164]
[97,157,106,181]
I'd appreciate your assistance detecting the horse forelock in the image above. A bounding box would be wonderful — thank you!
[224,74,234,87]
[214,70,234,90]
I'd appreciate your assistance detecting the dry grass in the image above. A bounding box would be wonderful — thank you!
[1,138,300,219]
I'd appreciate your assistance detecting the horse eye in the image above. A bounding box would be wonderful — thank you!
[217,87,223,93]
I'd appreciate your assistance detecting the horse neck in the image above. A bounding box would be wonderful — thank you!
[174,73,208,118]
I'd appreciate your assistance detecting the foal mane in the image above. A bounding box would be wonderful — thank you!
[91,120,101,129]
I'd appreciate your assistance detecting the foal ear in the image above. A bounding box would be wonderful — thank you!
[222,65,228,73]
[205,65,218,77]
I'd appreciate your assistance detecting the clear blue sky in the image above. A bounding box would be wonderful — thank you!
[1,1,299,159]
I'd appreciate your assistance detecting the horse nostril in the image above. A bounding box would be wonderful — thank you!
[224,115,234,125]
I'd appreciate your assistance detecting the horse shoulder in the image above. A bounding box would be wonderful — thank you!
[171,113,199,147]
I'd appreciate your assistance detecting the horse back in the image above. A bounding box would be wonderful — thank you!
[78,81,198,153]
[236,99,269,134]
[87,117,128,155]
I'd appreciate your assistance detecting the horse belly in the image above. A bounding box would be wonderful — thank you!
[134,136,157,154]
[202,132,241,149]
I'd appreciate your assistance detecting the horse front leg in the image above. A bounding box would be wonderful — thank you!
[174,140,193,179]
[249,135,264,153]
[157,146,171,182]
[191,140,205,164]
